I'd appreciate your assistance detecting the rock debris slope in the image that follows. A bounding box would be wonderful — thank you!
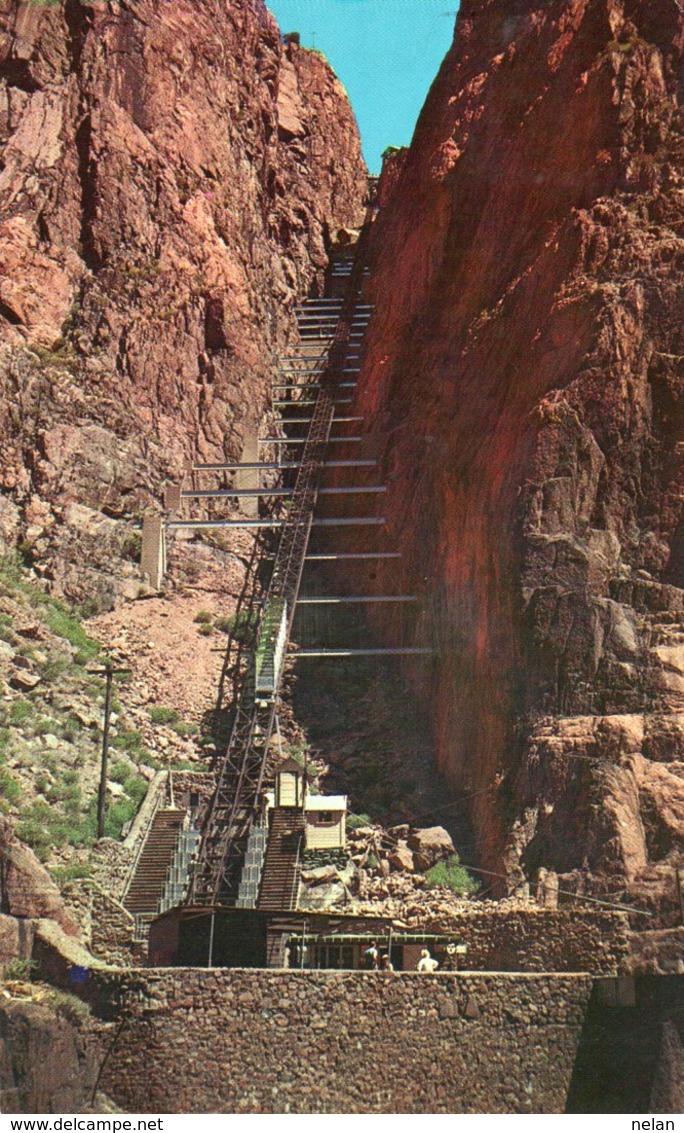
[0,0,366,606]
[358,0,684,916]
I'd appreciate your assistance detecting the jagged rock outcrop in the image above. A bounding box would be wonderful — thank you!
[358,0,684,918]
[0,818,80,937]
[0,0,366,606]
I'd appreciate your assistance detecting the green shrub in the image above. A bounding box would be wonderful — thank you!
[34,773,52,796]
[0,558,99,662]
[57,715,83,742]
[123,775,147,805]
[50,862,92,883]
[197,623,214,636]
[82,793,139,842]
[43,605,99,662]
[215,610,259,641]
[112,728,144,753]
[193,610,213,625]
[347,812,372,832]
[110,759,132,784]
[2,958,36,982]
[0,768,21,805]
[148,706,181,726]
[171,720,199,739]
[15,819,52,858]
[8,700,33,726]
[33,716,62,735]
[424,854,480,896]
[39,658,71,682]
[105,796,139,835]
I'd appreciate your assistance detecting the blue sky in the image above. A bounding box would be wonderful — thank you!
[267,0,459,173]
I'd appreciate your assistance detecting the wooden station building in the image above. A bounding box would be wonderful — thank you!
[148,906,465,971]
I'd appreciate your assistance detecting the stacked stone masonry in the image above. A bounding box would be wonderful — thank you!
[88,969,594,1114]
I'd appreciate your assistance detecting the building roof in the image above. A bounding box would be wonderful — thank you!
[276,757,308,776]
[305,795,347,812]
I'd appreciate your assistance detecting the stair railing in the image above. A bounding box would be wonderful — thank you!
[289,831,303,911]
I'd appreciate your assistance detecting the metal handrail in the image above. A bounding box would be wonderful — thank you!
[290,831,303,911]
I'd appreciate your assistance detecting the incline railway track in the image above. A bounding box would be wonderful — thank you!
[186,209,376,907]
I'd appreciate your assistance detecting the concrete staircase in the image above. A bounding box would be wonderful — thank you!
[124,807,186,915]
[257,808,304,910]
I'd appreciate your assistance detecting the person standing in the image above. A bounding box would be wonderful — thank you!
[363,941,379,970]
[417,947,439,973]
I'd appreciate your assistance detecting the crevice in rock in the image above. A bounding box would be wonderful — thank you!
[0,298,23,327]
[74,114,101,272]
[63,0,94,75]
[2,58,40,94]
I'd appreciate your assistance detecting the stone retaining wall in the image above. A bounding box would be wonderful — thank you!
[62,882,137,966]
[423,908,629,973]
[87,968,593,1113]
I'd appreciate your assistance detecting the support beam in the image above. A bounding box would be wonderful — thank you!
[314,518,384,526]
[192,461,300,472]
[168,519,284,529]
[181,486,386,499]
[236,424,259,517]
[141,515,166,589]
[259,436,363,444]
[305,552,401,561]
[297,595,417,604]
[293,648,433,657]
[273,399,352,407]
[191,459,377,471]
[167,517,385,530]
[277,416,364,425]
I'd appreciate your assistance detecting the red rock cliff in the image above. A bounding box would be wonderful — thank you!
[358,0,684,914]
[0,0,366,604]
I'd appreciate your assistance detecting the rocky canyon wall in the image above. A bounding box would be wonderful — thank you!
[0,0,366,607]
[358,0,684,915]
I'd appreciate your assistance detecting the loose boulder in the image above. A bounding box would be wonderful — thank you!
[389,844,415,873]
[407,826,455,871]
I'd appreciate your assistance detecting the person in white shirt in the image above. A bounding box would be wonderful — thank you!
[417,947,439,973]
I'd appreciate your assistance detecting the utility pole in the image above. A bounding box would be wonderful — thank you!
[92,662,131,839]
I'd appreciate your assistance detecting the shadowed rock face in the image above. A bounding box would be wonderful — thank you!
[357,0,684,915]
[0,1000,98,1113]
[0,0,366,604]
